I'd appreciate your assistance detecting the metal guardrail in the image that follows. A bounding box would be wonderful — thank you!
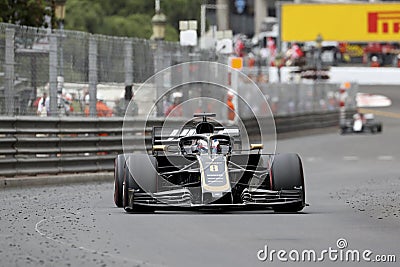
[0,117,157,176]
[243,110,356,142]
[0,112,351,177]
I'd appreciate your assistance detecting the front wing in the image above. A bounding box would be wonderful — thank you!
[128,188,303,210]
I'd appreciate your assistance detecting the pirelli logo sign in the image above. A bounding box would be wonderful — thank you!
[282,3,400,42]
[368,11,400,34]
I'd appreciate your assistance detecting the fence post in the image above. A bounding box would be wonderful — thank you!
[59,26,64,77]
[49,34,58,116]
[5,28,15,116]
[124,39,133,86]
[89,36,98,117]
[154,41,164,116]
[182,52,190,118]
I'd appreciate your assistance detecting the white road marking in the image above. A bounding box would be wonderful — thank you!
[341,155,395,161]
[377,155,394,161]
[343,156,359,161]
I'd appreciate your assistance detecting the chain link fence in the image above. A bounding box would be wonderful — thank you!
[238,67,357,117]
[0,23,356,118]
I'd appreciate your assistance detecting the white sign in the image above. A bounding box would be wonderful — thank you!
[180,30,197,46]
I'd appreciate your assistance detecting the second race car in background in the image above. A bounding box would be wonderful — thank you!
[340,112,382,134]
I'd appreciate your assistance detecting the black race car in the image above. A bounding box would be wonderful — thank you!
[340,113,382,134]
[114,113,306,212]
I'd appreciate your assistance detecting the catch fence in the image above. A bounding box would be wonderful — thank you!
[0,23,357,119]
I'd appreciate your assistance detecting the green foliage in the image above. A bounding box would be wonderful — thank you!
[64,0,202,40]
[64,0,105,33]
[0,0,49,27]
[99,14,153,39]
[165,24,179,42]
[162,0,202,30]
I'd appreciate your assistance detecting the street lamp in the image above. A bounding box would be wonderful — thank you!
[151,13,167,40]
[151,3,167,41]
[54,0,66,24]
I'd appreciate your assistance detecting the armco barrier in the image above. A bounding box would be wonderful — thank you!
[0,112,351,177]
[0,116,183,177]
[243,110,355,140]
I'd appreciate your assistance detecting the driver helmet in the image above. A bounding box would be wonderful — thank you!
[197,139,208,153]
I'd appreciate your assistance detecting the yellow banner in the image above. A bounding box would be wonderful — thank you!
[282,3,400,42]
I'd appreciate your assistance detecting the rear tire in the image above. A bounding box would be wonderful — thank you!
[271,153,305,212]
[114,155,126,207]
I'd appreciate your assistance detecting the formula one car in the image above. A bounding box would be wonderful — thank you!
[114,113,306,212]
[340,112,382,134]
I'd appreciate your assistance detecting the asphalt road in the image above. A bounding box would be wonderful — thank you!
[0,86,399,267]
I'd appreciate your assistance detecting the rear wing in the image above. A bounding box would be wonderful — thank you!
[152,126,241,146]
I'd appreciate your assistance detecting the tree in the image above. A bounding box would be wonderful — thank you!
[100,14,153,39]
[0,0,49,27]
[64,0,202,41]
[162,0,202,31]
[63,0,105,33]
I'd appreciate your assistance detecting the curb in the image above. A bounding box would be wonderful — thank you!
[0,172,113,189]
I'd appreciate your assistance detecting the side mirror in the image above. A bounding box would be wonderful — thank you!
[250,144,263,150]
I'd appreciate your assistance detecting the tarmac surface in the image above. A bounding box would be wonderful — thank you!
[0,85,399,266]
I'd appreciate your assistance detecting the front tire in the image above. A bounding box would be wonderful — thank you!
[123,155,158,213]
[123,167,133,212]
[114,155,126,207]
[271,153,305,212]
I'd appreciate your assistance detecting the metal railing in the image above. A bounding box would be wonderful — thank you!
[0,116,180,176]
